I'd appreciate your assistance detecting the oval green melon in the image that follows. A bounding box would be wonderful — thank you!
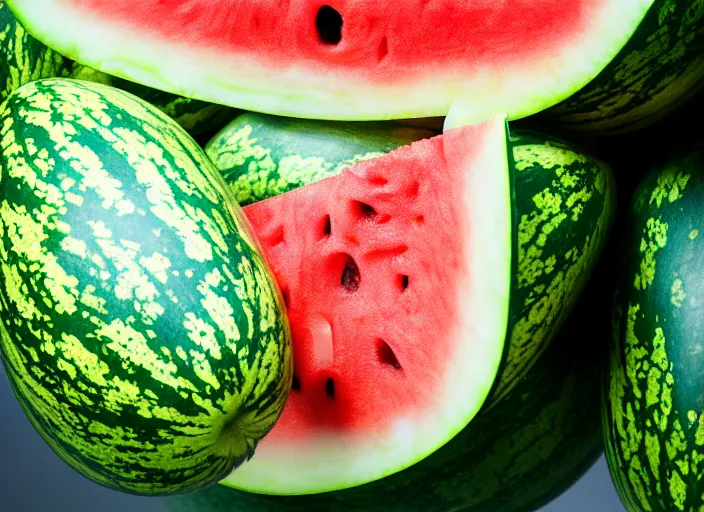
[205,112,616,406]
[0,1,70,99]
[162,244,612,512]
[604,140,704,511]
[0,78,292,496]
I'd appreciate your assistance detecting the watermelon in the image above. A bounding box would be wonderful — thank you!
[604,141,704,511]
[201,113,615,495]
[0,1,70,99]
[5,0,702,132]
[206,112,616,406]
[544,0,704,134]
[221,112,516,495]
[0,78,292,495]
[162,246,612,512]
[69,64,238,141]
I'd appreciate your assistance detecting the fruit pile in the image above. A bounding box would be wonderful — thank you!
[0,1,703,511]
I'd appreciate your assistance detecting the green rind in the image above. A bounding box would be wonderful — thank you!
[604,143,704,511]
[0,78,292,495]
[0,1,70,99]
[70,64,238,141]
[163,253,611,512]
[491,129,616,403]
[545,0,704,134]
[205,113,616,406]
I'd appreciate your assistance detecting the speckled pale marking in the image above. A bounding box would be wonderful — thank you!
[204,116,614,409]
[547,0,704,133]
[487,134,615,403]
[0,78,291,495]
[0,2,69,99]
[606,148,704,511]
[70,63,236,138]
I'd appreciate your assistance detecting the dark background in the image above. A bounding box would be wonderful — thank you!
[0,362,624,512]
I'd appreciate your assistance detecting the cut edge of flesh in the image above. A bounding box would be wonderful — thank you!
[8,0,654,122]
[218,115,514,495]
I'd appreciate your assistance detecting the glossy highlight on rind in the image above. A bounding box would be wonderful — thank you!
[205,114,615,406]
[605,143,704,511]
[0,78,292,495]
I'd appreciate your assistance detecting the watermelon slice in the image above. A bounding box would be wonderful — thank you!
[209,116,515,495]
[6,0,656,123]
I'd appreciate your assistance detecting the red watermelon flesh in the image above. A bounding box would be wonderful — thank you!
[219,117,514,495]
[9,0,654,121]
[73,0,582,80]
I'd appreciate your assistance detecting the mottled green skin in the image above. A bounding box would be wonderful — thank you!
[205,113,615,405]
[605,144,704,511]
[71,64,238,141]
[0,2,70,100]
[0,79,292,495]
[546,0,704,134]
[163,260,610,512]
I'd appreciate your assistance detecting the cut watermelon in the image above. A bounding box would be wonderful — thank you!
[212,116,515,495]
[5,0,658,123]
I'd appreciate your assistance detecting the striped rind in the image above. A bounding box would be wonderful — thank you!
[546,0,704,133]
[70,64,238,140]
[489,130,616,403]
[0,2,70,100]
[605,144,704,511]
[205,114,615,406]
[162,259,609,512]
[0,78,292,495]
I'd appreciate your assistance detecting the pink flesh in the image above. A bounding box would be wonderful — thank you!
[73,0,592,84]
[243,127,481,439]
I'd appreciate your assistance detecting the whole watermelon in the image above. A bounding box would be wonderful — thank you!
[0,78,292,496]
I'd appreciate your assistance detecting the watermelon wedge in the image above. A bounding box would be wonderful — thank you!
[162,250,611,512]
[204,116,515,495]
[4,0,664,124]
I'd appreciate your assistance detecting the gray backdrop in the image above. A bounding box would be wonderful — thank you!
[0,364,625,512]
